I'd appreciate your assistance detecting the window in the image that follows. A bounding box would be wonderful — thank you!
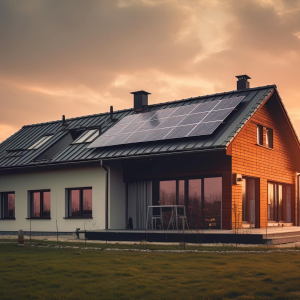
[268,182,292,222]
[257,125,263,145]
[157,177,222,229]
[28,135,53,150]
[29,190,51,218]
[266,128,273,148]
[67,187,92,218]
[1,192,15,219]
[73,130,99,144]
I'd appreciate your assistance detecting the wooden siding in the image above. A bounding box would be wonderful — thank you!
[231,93,298,228]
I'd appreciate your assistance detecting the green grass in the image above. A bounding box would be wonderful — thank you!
[0,238,288,252]
[1,244,300,299]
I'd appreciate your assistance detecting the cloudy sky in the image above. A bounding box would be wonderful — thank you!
[0,0,300,142]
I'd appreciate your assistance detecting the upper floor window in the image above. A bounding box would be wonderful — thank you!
[73,130,99,144]
[266,128,273,149]
[67,187,92,218]
[257,125,263,145]
[29,190,51,218]
[28,135,53,150]
[1,192,15,219]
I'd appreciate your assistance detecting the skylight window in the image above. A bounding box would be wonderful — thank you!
[28,135,53,150]
[73,129,99,144]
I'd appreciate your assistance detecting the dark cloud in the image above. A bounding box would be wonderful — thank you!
[0,0,300,141]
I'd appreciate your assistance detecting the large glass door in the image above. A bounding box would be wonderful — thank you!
[158,177,222,229]
[242,178,256,226]
[268,183,292,223]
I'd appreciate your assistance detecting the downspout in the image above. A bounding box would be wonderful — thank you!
[100,160,109,230]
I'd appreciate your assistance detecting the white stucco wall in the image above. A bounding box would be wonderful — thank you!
[0,166,107,232]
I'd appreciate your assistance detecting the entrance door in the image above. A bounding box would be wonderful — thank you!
[242,178,256,226]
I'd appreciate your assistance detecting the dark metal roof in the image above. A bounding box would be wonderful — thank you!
[0,85,276,169]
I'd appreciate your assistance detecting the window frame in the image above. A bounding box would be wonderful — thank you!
[257,125,263,146]
[156,175,222,229]
[28,135,53,150]
[266,127,273,149]
[0,192,15,220]
[28,189,51,219]
[73,129,99,144]
[66,187,93,219]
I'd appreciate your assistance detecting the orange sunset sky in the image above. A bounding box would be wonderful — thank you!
[1,0,300,143]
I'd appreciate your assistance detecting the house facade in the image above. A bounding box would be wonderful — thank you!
[0,75,299,234]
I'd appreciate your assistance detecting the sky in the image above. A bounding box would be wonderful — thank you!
[0,0,300,142]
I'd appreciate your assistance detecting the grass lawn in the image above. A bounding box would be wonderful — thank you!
[1,244,300,299]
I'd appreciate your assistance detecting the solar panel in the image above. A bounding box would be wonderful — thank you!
[106,132,132,146]
[214,97,243,110]
[179,112,208,126]
[120,121,146,134]
[138,119,163,131]
[189,121,223,136]
[143,128,173,142]
[157,116,185,129]
[88,96,245,148]
[201,108,232,123]
[165,124,196,139]
[169,104,198,117]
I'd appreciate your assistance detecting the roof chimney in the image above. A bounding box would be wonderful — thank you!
[131,90,150,111]
[236,75,251,90]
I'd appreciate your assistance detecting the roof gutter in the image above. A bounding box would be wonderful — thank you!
[100,160,109,230]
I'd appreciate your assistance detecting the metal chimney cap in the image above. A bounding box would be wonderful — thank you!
[130,90,151,95]
[236,75,251,80]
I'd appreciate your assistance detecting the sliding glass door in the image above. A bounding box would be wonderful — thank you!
[158,176,222,229]
[268,182,292,223]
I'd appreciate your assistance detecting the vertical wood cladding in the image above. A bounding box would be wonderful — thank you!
[231,94,298,228]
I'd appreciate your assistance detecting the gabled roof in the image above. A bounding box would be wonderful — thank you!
[0,85,281,170]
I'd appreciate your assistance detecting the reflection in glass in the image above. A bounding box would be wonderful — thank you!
[43,191,51,217]
[188,179,202,229]
[3,193,15,218]
[83,189,92,216]
[278,185,283,221]
[268,183,274,221]
[178,180,185,205]
[248,178,256,225]
[204,177,222,229]
[159,181,176,205]
[242,179,246,221]
[33,192,41,218]
[286,185,292,223]
[70,190,80,217]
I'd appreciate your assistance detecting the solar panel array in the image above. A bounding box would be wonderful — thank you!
[89,96,244,148]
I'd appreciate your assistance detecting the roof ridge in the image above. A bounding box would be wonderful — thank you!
[23,84,276,128]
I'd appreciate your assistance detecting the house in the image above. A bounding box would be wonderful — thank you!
[0,75,300,239]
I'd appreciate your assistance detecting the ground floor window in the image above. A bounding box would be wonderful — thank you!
[1,192,15,219]
[268,182,292,223]
[67,187,92,218]
[158,177,222,229]
[29,190,51,218]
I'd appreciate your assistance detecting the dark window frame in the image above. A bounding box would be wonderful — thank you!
[266,127,273,149]
[157,175,222,229]
[1,192,15,219]
[66,187,93,219]
[267,181,292,222]
[28,189,51,219]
